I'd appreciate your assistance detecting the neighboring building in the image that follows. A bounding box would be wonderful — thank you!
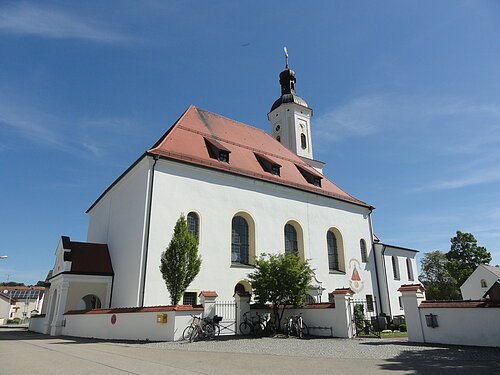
[0,292,13,324]
[461,264,500,300]
[39,59,419,336]
[373,242,419,318]
[1,286,45,321]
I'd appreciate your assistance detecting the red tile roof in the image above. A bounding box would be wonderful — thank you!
[148,106,371,208]
[199,291,218,298]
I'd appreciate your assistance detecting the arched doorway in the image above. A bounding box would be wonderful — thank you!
[78,294,102,310]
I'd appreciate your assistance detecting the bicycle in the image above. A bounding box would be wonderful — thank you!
[189,316,216,342]
[284,313,308,338]
[182,315,201,341]
[262,312,277,337]
[239,311,265,336]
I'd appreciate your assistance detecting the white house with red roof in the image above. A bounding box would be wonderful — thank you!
[37,58,418,336]
[461,264,500,300]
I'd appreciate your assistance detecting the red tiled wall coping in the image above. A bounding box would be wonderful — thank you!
[420,300,500,308]
[250,302,335,310]
[64,305,204,315]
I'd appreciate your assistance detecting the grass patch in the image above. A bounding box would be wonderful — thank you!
[380,331,408,339]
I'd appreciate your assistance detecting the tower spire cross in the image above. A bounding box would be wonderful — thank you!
[284,47,289,68]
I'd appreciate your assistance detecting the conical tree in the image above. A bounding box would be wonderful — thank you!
[160,215,202,305]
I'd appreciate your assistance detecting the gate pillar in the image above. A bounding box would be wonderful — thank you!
[199,291,218,318]
[234,291,251,334]
[332,287,354,338]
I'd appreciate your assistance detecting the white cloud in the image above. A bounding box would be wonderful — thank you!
[0,4,136,43]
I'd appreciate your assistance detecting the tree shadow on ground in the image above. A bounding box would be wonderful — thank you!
[360,340,500,375]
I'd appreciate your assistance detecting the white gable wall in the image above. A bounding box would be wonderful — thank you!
[143,158,379,305]
[461,265,500,300]
[87,156,152,308]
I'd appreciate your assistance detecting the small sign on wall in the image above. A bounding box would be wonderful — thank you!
[156,313,168,324]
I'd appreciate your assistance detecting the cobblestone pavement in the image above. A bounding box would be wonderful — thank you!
[122,335,500,362]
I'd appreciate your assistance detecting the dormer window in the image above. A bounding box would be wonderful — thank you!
[296,164,322,187]
[204,137,231,163]
[255,153,281,176]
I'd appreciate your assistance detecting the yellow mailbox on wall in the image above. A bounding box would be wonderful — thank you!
[156,313,168,324]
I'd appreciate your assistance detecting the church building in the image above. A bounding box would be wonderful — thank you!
[38,57,418,336]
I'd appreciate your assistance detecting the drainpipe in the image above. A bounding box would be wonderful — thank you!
[139,154,159,307]
[381,245,392,317]
[368,212,384,314]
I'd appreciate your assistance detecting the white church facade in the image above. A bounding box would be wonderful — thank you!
[34,60,418,337]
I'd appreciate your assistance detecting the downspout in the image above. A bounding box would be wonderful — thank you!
[140,154,159,307]
[381,245,392,316]
[368,211,384,314]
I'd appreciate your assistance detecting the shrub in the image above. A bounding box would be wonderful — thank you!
[388,323,396,331]
[399,323,407,332]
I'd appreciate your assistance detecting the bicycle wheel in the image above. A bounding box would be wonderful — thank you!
[214,323,221,337]
[189,326,199,342]
[182,325,194,341]
[239,321,252,335]
[253,322,265,337]
[301,322,309,338]
[266,321,276,337]
[205,324,215,340]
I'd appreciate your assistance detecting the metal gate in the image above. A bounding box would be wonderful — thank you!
[214,301,237,335]
[348,297,382,338]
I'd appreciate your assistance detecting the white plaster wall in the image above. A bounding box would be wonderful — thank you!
[461,266,499,300]
[0,298,10,320]
[144,159,376,305]
[9,300,40,320]
[28,316,46,333]
[87,157,151,308]
[376,245,418,317]
[418,307,500,347]
[62,310,200,341]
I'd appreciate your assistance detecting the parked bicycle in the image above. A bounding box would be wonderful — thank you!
[239,311,265,336]
[284,313,308,338]
[262,312,277,336]
[183,315,222,342]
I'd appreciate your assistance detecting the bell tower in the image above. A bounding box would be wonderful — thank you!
[267,48,314,161]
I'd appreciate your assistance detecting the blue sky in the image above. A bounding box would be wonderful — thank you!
[1,1,499,284]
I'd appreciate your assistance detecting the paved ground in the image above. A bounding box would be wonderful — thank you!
[1,328,499,375]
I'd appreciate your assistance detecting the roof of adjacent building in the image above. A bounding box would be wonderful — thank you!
[1,286,44,300]
[49,236,114,279]
[483,264,500,278]
[147,105,370,208]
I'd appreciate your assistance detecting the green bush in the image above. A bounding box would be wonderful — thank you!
[399,324,407,332]
[388,323,396,331]
[6,318,21,324]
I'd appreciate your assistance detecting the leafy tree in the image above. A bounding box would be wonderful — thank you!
[0,282,25,287]
[160,215,202,305]
[446,231,492,287]
[419,251,460,300]
[248,253,313,332]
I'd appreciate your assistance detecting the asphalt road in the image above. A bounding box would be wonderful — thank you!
[0,328,499,375]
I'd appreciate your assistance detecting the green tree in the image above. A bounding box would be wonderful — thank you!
[419,251,461,300]
[248,253,313,332]
[446,231,492,287]
[160,215,202,305]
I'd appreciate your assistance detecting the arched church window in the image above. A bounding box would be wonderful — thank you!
[327,231,339,271]
[300,133,307,149]
[360,239,368,263]
[232,216,249,264]
[187,212,200,240]
[481,279,488,288]
[276,136,281,142]
[284,224,298,255]
[406,258,414,281]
